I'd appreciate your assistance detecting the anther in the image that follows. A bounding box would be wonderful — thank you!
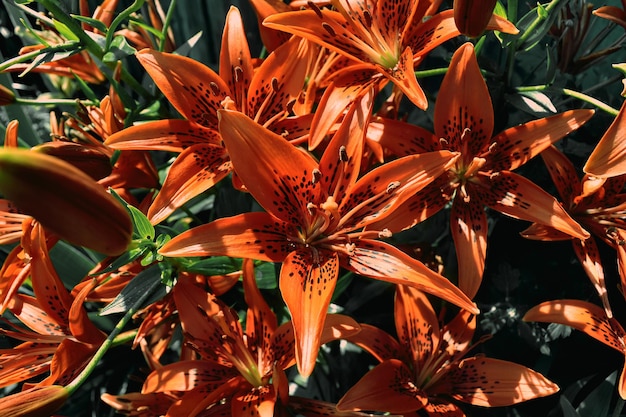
[308,1,323,18]
[487,142,497,154]
[386,181,401,194]
[271,77,279,93]
[339,145,348,162]
[307,202,317,215]
[233,66,244,83]
[209,82,221,96]
[378,229,392,238]
[439,137,449,146]
[322,22,336,37]
[312,168,322,184]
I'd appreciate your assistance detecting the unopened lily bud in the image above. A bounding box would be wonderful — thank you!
[0,148,132,255]
[0,385,68,417]
[32,142,113,180]
[0,84,16,106]
[453,0,498,37]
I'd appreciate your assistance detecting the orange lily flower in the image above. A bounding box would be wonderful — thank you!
[263,0,517,109]
[370,42,592,298]
[522,145,626,317]
[0,219,105,389]
[159,90,476,377]
[0,385,68,417]
[103,260,360,417]
[105,6,309,224]
[524,299,626,399]
[337,285,559,415]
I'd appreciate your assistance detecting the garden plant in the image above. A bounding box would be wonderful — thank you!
[1,0,626,416]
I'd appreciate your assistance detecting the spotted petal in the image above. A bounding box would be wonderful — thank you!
[159,212,293,262]
[105,119,220,152]
[337,359,428,413]
[218,109,320,226]
[147,143,231,224]
[220,6,254,111]
[434,42,494,155]
[540,145,581,205]
[489,110,595,172]
[433,357,559,406]
[473,171,589,240]
[280,248,338,377]
[136,49,230,128]
[395,285,439,370]
[450,196,487,299]
[142,360,234,393]
[345,239,477,314]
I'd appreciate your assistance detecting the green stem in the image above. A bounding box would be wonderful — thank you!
[159,0,177,52]
[0,42,80,72]
[515,85,620,116]
[14,98,96,107]
[516,0,563,47]
[64,277,158,395]
[415,67,448,78]
[508,0,518,24]
[104,0,146,51]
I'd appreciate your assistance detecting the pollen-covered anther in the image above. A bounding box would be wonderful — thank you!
[489,172,501,180]
[460,127,472,140]
[320,196,338,212]
[220,97,237,111]
[487,142,497,154]
[307,202,317,215]
[339,145,348,162]
[345,242,356,254]
[312,168,322,184]
[439,137,449,146]
[386,181,401,194]
[378,228,392,238]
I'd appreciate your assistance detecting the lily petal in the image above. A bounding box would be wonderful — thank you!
[490,110,594,172]
[343,323,403,363]
[436,357,559,406]
[337,359,427,413]
[147,143,231,224]
[280,249,338,377]
[345,239,478,314]
[523,299,626,353]
[474,171,590,240]
[105,119,220,152]
[450,196,487,299]
[142,360,233,393]
[136,49,230,127]
[218,109,319,226]
[584,101,626,178]
[159,212,293,262]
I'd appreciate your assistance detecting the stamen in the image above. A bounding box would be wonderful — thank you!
[209,82,221,96]
[233,66,243,83]
[307,202,316,215]
[308,1,323,18]
[271,77,279,93]
[339,145,348,162]
[378,228,392,238]
[439,137,449,146]
[386,181,401,194]
[322,22,336,37]
[312,168,322,184]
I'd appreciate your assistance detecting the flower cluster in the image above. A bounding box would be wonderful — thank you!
[1,1,626,416]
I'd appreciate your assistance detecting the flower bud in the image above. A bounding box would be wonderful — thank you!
[0,148,132,255]
[31,142,113,180]
[0,84,16,106]
[453,0,498,37]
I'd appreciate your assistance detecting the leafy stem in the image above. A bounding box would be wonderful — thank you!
[515,85,620,116]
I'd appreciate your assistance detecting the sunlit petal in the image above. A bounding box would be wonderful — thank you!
[584,101,626,178]
[159,212,293,262]
[280,249,338,377]
[450,197,487,299]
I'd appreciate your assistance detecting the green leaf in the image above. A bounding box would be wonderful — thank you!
[50,241,97,288]
[181,256,241,276]
[94,245,151,275]
[514,2,565,51]
[100,264,165,315]
[127,205,155,241]
[71,15,109,34]
[52,19,79,41]
[255,261,277,289]
[508,91,557,116]
[102,35,137,63]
